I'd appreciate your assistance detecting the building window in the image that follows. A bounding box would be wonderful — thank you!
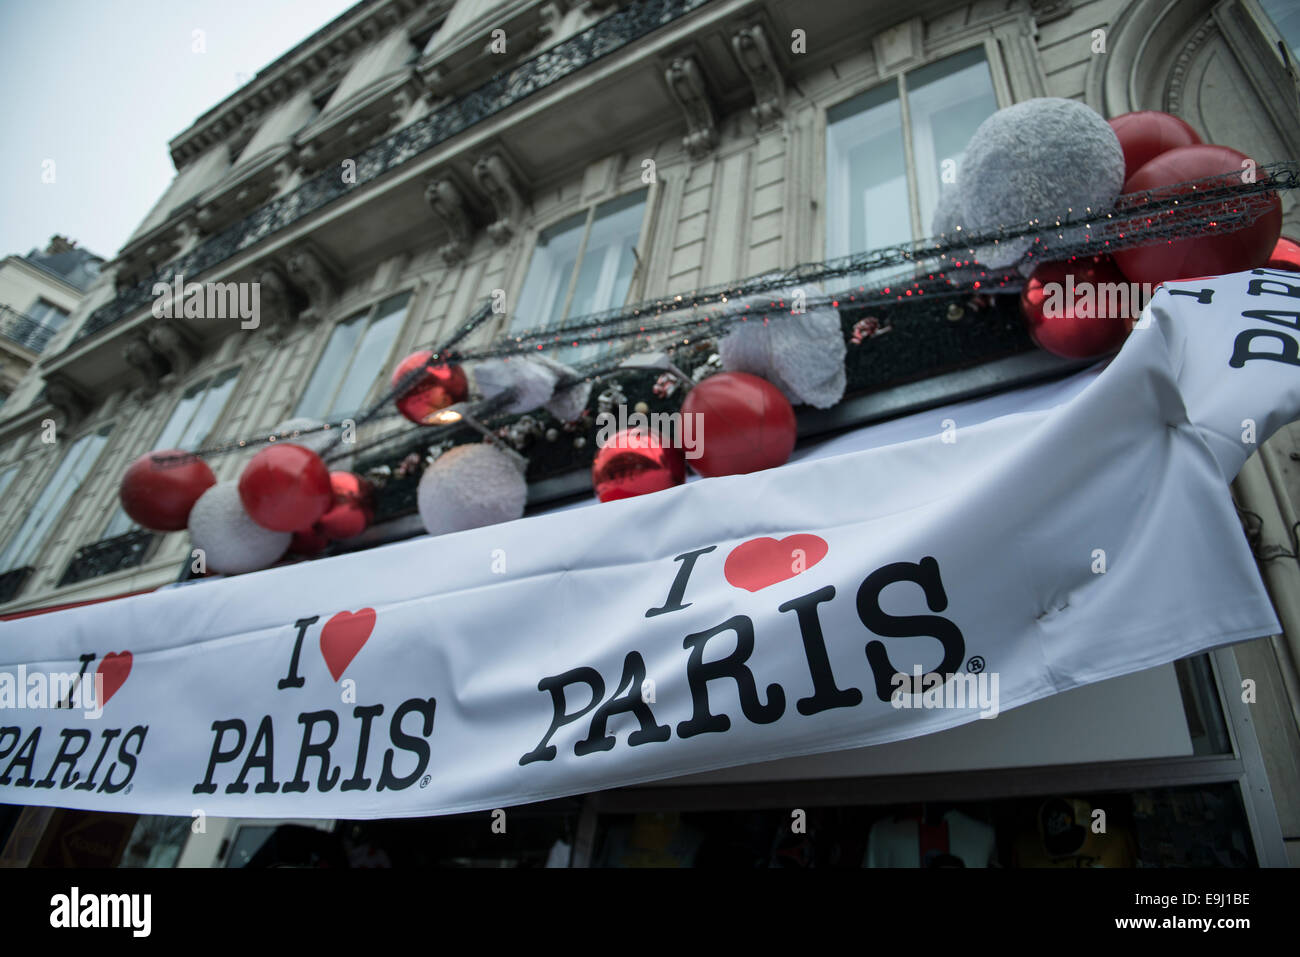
[295,291,412,420]
[510,189,648,365]
[1259,0,1300,62]
[825,47,998,258]
[27,298,71,331]
[101,367,241,539]
[0,424,112,571]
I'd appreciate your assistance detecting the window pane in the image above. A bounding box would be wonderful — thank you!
[906,48,998,238]
[153,378,211,452]
[295,313,367,417]
[176,367,240,450]
[511,211,588,335]
[1261,0,1300,62]
[826,83,910,259]
[569,190,645,320]
[328,293,411,417]
[0,426,111,570]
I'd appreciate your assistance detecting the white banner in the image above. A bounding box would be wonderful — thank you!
[1,268,1297,819]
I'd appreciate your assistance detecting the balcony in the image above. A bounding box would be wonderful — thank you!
[0,304,61,354]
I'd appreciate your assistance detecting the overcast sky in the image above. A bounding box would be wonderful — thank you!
[0,0,358,263]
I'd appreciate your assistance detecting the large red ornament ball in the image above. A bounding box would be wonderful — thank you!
[1108,111,1201,180]
[1113,145,1282,285]
[1267,236,1300,273]
[1020,257,1133,359]
[680,371,798,478]
[592,429,686,502]
[392,351,469,424]
[289,527,331,556]
[238,443,333,533]
[315,471,375,540]
[119,449,216,531]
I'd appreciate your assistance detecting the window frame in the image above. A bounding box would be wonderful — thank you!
[818,38,1010,260]
[293,287,416,422]
[503,182,659,363]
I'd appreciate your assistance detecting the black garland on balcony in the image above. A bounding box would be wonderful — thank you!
[58,530,156,587]
[76,0,716,342]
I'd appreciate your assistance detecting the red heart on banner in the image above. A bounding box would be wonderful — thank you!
[724,535,828,592]
[96,651,133,705]
[320,609,376,681]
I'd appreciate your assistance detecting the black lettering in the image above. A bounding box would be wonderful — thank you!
[0,728,39,786]
[228,715,279,794]
[284,710,340,793]
[193,719,246,794]
[575,652,671,755]
[519,667,605,765]
[342,704,384,792]
[59,653,96,710]
[1247,278,1300,300]
[677,616,785,738]
[779,586,863,715]
[99,725,147,794]
[0,727,19,763]
[74,728,120,792]
[1242,310,1300,332]
[378,697,436,791]
[858,556,966,703]
[645,545,717,617]
[278,616,317,690]
[35,729,91,789]
[1229,329,1300,369]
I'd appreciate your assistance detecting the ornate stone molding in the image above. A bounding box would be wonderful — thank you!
[121,334,169,398]
[1028,0,1073,25]
[257,263,304,340]
[284,246,341,321]
[147,325,200,382]
[42,375,90,426]
[732,24,785,130]
[425,178,475,263]
[1166,19,1217,114]
[664,55,717,159]
[473,153,527,244]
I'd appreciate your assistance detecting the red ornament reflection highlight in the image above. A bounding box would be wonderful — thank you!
[315,471,375,540]
[592,428,686,502]
[238,443,333,533]
[391,350,469,424]
[1020,256,1133,359]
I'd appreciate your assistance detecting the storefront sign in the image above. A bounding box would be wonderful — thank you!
[1,269,1295,819]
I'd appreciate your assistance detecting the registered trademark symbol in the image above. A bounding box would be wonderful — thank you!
[420,774,431,789]
[967,656,985,674]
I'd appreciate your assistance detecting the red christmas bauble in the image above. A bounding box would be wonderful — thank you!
[1108,111,1201,180]
[1020,257,1133,359]
[119,449,216,531]
[680,371,798,478]
[315,471,374,540]
[289,527,331,556]
[592,428,686,502]
[1267,236,1300,273]
[392,351,469,424]
[238,443,333,533]
[1113,145,1282,285]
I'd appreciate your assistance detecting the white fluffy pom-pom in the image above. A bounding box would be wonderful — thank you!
[718,292,846,409]
[189,481,290,575]
[534,354,591,422]
[417,443,528,536]
[960,98,1125,245]
[470,358,560,414]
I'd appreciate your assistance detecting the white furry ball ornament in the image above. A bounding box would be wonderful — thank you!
[188,481,291,575]
[469,358,559,414]
[417,442,528,536]
[717,290,845,409]
[958,98,1125,264]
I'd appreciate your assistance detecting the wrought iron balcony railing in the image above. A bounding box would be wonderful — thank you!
[76,0,715,344]
[0,304,61,353]
[58,529,157,587]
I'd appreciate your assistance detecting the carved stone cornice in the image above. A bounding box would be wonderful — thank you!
[1028,0,1073,25]
[473,152,528,244]
[664,55,717,159]
[284,246,342,321]
[256,263,306,341]
[732,24,785,130]
[121,334,170,398]
[425,177,475,264]
[42,375,90,426]
[146,324,200,383]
